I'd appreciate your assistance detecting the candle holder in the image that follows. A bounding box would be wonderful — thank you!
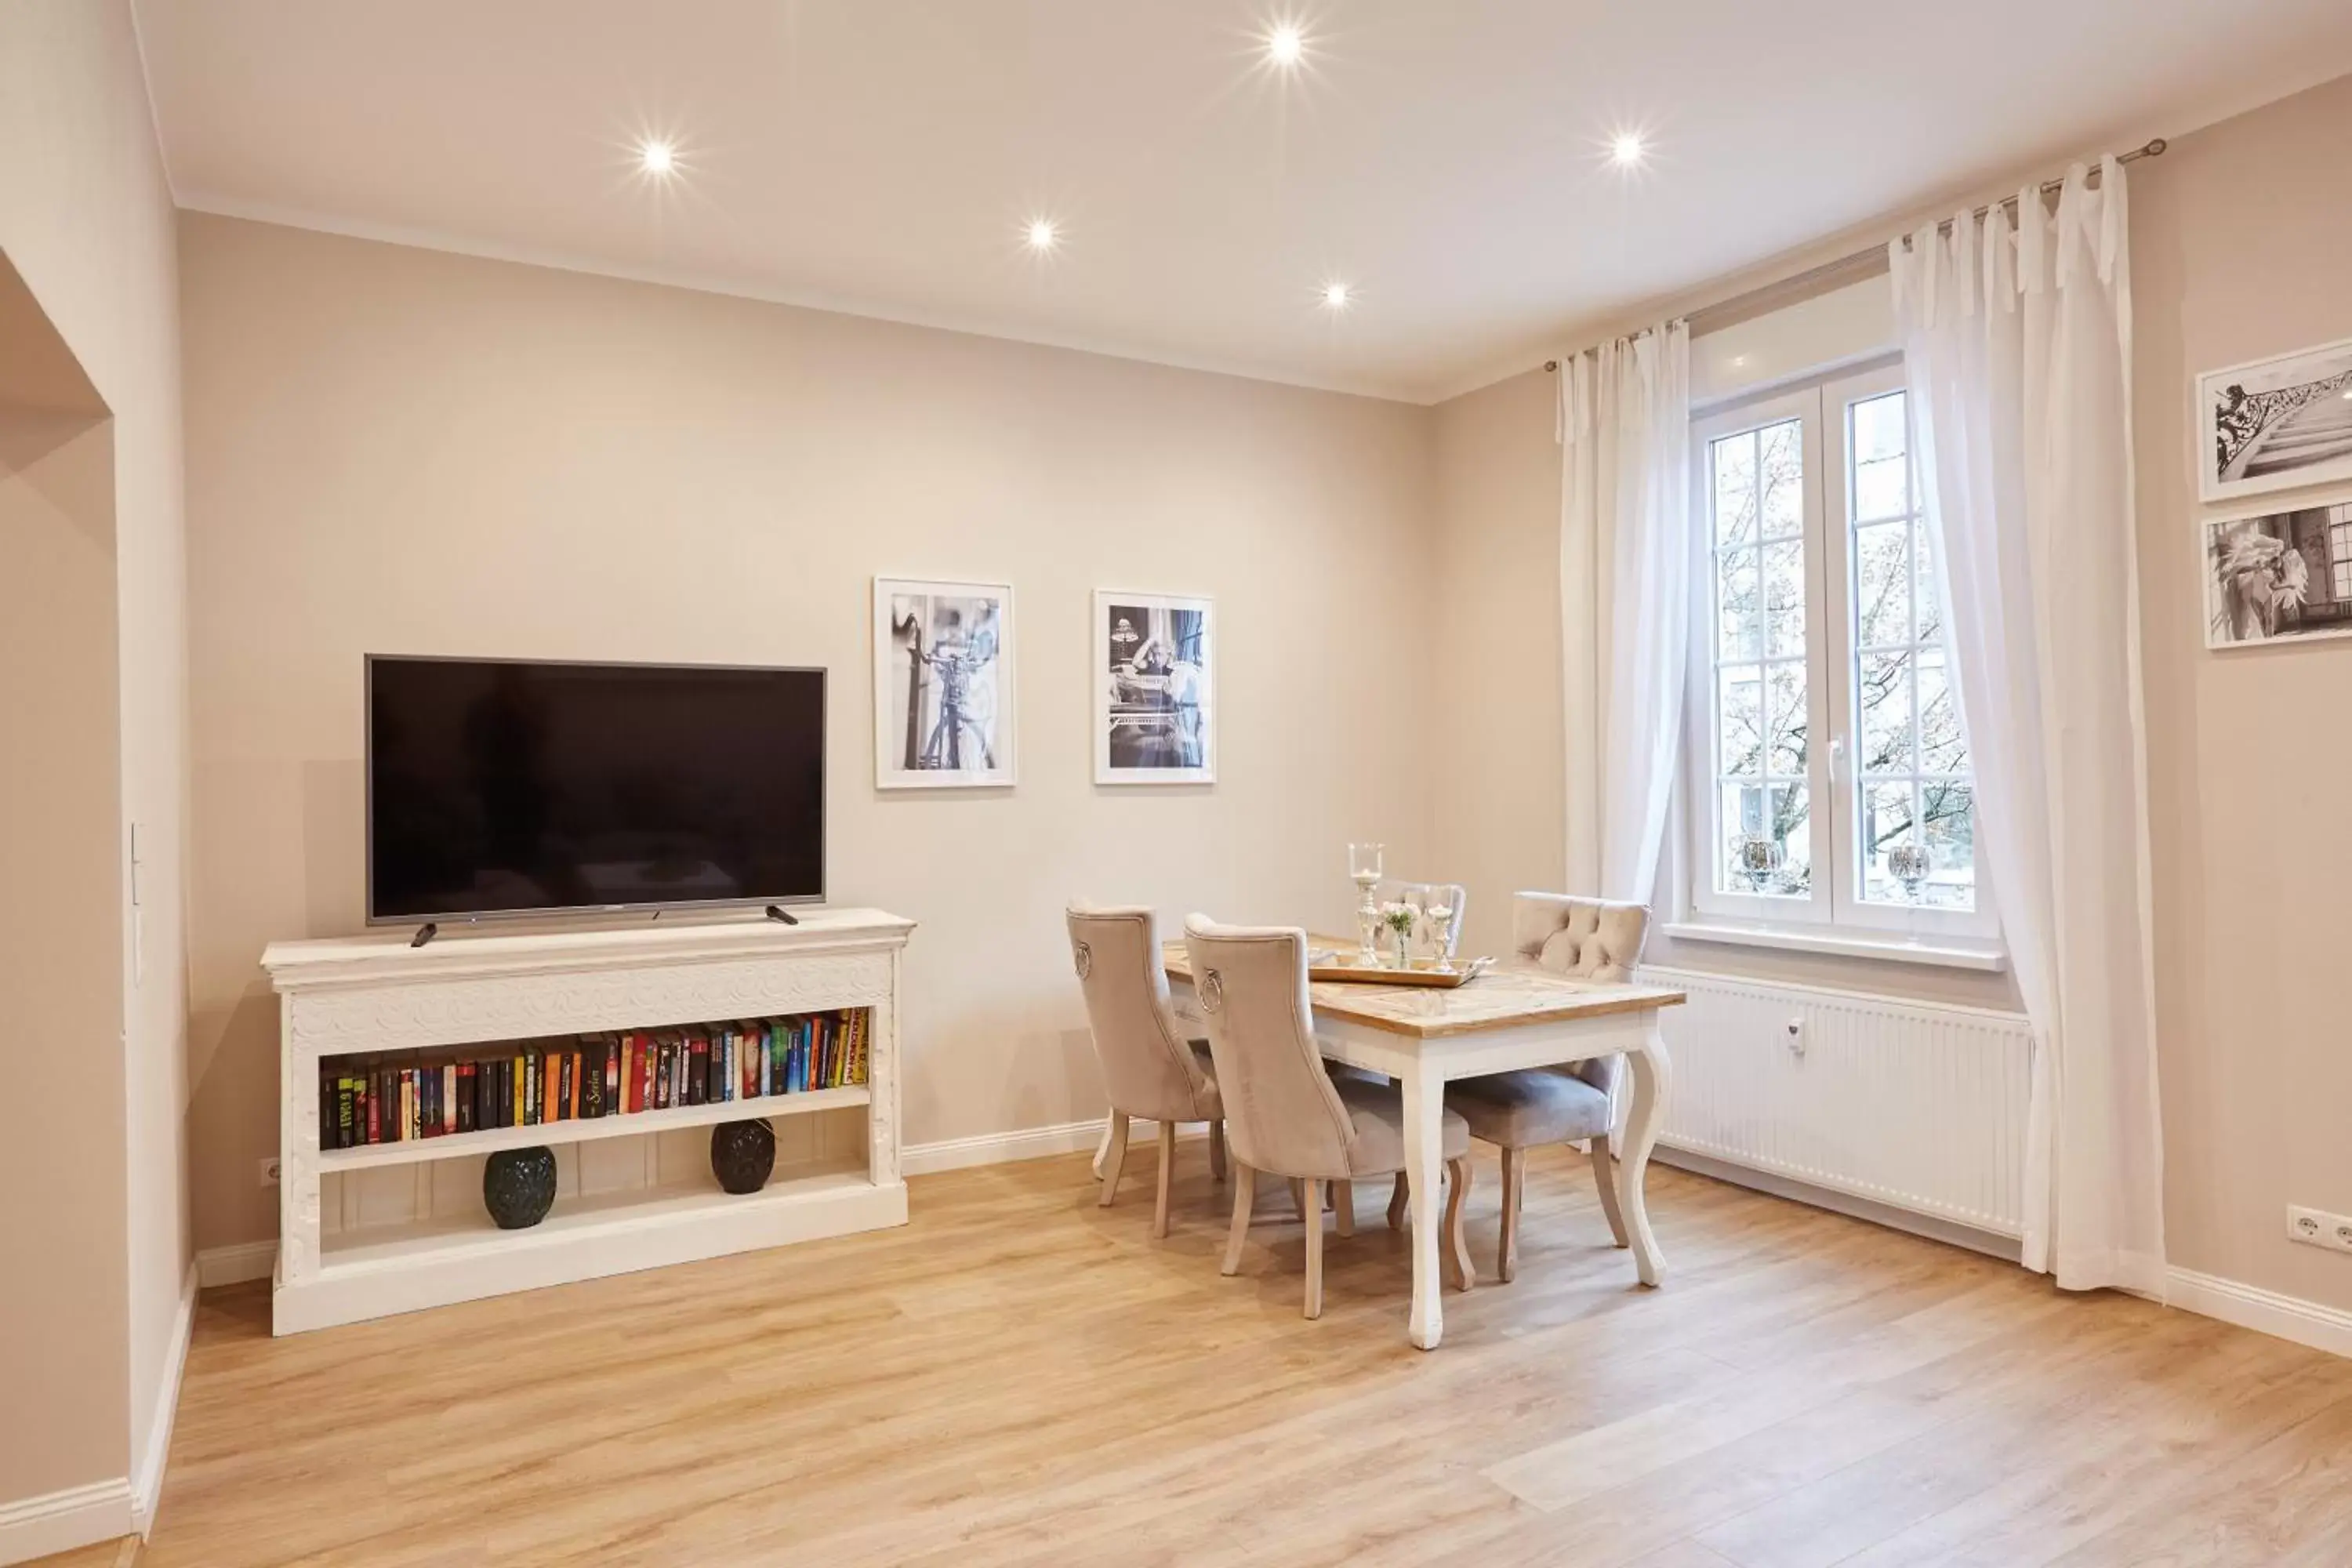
[1425,900,1457,972]
[1348,842,1384,965]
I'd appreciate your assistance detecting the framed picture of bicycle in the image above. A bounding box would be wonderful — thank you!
[1094,589,1214,785]
[2201,496,2352,649]
[2198,336,2352,503]
[873,576,1015,788]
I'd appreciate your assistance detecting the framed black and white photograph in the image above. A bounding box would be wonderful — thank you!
[1094,590,1214,785]
[2198,336,2352,503]
[2202,498,2352,649]
[873,577,1014,788]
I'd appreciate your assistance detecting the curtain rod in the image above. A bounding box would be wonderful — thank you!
[1541,136,2168,372]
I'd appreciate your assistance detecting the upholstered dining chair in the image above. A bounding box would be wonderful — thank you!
[1067,904,1225,1240]
[1444,893,1652,1281]
[1183,915,1475,1318]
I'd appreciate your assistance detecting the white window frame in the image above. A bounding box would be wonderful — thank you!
[1679,359,1999,946]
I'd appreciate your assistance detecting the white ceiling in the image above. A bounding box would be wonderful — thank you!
[134,0,2352,403]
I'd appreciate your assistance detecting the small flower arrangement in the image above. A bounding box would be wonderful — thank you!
[1380,902,1417,967]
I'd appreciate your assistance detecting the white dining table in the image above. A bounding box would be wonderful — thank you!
[1157,939,1684,1350]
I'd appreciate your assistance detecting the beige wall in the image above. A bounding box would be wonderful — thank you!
[1429,71,2352,1312]
[0,397,129,1507]
[178,213,1438,1252]
[2133,71,2352,1312]
[0,0,189,1521]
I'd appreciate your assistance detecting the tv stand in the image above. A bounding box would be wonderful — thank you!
[262,908,913,1334]
[765,904,800,926]
[409,921,437,949]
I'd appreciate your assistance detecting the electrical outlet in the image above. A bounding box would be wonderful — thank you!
[258,1156,281,1189]
[2287,1205,2352,1254]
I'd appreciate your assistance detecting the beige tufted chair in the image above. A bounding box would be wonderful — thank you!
[1184,916,1474,1318]
[1446,892,1653,1280]
[1068,905,1225,1239]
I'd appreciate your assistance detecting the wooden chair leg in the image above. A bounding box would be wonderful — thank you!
[1387,1171,1409,1230]
[1333,1178,1356,1237]
[1591,1132,1632,1248]
[1302,1177,1325,1319]
[1222,1164,1256,1276]
[1443,1156,1475,1292]
[1098,1110,1130,1207]
[1152,1120,1177,1240]
[1498,1146,1524,1283]
[1208,1120,1227,1183]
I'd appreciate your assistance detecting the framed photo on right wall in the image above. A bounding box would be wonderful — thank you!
[1094,590,1214,785]
[2197,336,2352,503]
[2201,496,2352,649]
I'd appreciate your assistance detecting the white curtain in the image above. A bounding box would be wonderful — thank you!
[1889,160,2165,1295]
[1558,321,1692,904]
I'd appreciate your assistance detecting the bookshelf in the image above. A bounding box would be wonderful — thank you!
[262,909,913,1335]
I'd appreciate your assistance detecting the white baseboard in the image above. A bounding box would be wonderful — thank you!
[900,1115,1204,1178]
[0,1478,132,1566]
[132,1262,199,1535]
[196,1239,277,1288]
[2167,1267,2352,1361]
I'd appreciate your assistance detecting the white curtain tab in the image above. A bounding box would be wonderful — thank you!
[1556,321,1692,904]
[1887,165,2166,1297]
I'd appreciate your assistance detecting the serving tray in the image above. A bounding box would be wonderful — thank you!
[1305,952,1494,989]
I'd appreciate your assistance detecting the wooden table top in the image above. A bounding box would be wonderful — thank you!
[1161,938,1684,1039]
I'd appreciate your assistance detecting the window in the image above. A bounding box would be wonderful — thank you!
[2330,503,2352,603]
[1684,362,1991,941]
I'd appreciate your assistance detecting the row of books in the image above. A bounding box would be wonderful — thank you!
[318,1011,870,1149]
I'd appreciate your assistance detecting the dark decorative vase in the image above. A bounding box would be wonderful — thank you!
[710,1120,777,1196]
[482,1145,557,1229]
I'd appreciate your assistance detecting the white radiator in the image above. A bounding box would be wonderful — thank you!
[1642,967,2034,1239]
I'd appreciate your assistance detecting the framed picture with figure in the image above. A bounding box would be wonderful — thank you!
[2198,337,2352,503]
[873,577,1015,788]
[1094,590,1214,785]
[2201,496,2352,649]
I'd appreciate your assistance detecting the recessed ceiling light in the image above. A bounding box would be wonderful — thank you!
[1610,131,1646,169]
[1267,21,1305,67]
[639,139,677,177]
[1026,218,1060,253]
[1322,281,1352,310]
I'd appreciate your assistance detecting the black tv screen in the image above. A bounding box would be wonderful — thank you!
[367,656,825,923]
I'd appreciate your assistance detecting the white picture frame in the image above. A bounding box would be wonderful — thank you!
[1093,589,1214,785]
[2197,336,2352,503]
[873,577,1016,788]
[2201,494,2352,650]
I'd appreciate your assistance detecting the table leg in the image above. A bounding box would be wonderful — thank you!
[1402,1061,1446,1350]
[1618,1020,1673,1287]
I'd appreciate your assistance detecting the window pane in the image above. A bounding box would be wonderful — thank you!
[1915,521,1943,642]
[1853,390,1907,463]
[1759,419,1803,539]
[1762,540,1806,658]
[1773,783,1813,893]
[1861,780,1916,905]
[1855,456,1907,521]
[1919,782,1976,908]
[1766,661,1807,778]
[1857,650,1914,775]
[1712,433,1757,547]
[1853,522,1910,648]
[1717,548,1761,660]
[1719,782,1809,897]
[1719,666,1762,779]
[1917,648,1968,775]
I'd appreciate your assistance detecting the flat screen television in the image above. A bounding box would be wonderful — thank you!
[366,655,825,924]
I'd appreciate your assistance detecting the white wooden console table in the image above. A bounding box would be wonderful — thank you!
[263,909,912,1335]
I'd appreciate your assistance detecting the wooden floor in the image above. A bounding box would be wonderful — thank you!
[45,1144,2352,1567]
